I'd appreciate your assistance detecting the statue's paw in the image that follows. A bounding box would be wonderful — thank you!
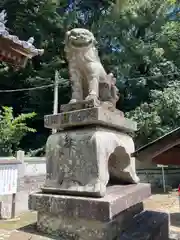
[69,99,77,104]
[85,95,100,106]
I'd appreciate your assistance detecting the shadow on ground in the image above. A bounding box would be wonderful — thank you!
[170,213,180,227]
[18,223,58,239]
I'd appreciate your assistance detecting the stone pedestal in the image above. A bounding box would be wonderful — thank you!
[43,105,139,197]
[42,126,140,197]
[29,184,151,240]
[29,101,170,239]
[44,105,136,132]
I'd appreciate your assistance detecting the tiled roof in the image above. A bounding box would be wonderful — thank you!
[0,10,44,57]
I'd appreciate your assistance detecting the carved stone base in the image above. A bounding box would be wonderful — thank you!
[44,106,136,132]
[42,126,140,197]
[29,184,151,240]
[43,106,138,197]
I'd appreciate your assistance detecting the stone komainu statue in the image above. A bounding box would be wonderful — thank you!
[64,28,119,106]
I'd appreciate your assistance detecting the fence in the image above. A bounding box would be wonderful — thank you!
[137,167,180,189]
[0,151,46,219]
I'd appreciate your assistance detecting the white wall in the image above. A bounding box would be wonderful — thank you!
[23,157,46,176]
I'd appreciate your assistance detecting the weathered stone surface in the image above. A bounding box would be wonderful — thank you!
[29,188,144,240]
[60,99,124,116]
[36,204,142,240]
[60,99,95,112]
[44,107,136,132]
[42,127,140,197]
[120,210,169,240]
[29,184,151,221]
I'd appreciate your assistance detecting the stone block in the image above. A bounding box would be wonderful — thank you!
[29,184,151,239]
[60,99,96,112]
[120,210,169,240]
[42,127,140,197]
[60,99,124,117]
[29,184,151,222]
[36,203,142,240]
[44,107,136,132]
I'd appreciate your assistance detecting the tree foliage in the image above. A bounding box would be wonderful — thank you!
[95,0,180,147]
[126,82,180,147]
[0,0,70,150]
[0,0,179,150]
[0,106,36,156]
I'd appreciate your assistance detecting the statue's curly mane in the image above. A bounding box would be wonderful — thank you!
[65,41,100,63]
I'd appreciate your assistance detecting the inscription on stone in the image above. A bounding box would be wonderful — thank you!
[44,115,61,127]
[70,110,88,123]
[61,113,69,124]
[52,115,60,125]
[44,107,136,132]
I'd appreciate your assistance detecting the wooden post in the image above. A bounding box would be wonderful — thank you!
[52,70,59,134]
[11,193,16,219]
[9,150,25,219]
[16,150,25,162]
[16,150,25,178]
[161,165,166,193]
[157,164,168,193]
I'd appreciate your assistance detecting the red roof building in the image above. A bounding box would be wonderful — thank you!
[133,127,180,165]
[0,10,44,69]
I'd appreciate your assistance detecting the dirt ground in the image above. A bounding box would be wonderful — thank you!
[144,189,180,232]
[0,189,180,239]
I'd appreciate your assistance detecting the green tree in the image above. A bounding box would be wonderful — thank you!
[0,0,70,150]
[0,106,36,156]
[91,0,180,146]
[92,0,179,108]
[0,0,179,150]
[126,82,180,147]
[159,21,180,68]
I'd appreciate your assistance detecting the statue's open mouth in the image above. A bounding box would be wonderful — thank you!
[70,37,93,47]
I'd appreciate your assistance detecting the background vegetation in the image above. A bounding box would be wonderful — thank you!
[0,0,180,154]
